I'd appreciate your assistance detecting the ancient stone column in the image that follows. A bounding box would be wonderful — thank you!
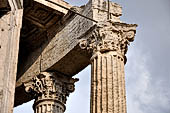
[24,72,78,113]
[79,21,137,113]
[0,0,23,112]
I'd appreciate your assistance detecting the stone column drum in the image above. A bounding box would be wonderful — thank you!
[80,21,137,113]
[24,72,78,113]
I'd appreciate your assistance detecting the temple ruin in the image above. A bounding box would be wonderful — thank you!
[0,0,137,113]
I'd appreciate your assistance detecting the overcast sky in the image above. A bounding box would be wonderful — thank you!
[14,0,170,113]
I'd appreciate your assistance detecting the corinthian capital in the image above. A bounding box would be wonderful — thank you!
[24,72,78,110]
[79,21,137,56]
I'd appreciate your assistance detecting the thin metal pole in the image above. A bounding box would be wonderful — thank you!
[107,0,110,20]
[44,0,98,23]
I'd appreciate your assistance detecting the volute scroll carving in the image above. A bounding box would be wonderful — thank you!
[79,21,137,57]
[24,72,78,112]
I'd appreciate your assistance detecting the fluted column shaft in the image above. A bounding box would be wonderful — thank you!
[34,100,65,113]
[24,72,78,113]
[79,21,137,113]
[90,52,126,113]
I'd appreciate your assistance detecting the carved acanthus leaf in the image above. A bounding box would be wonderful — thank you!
[79,21,137,56]
[24,72,78,104]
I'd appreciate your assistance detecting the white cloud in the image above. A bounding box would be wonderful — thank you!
[126,46,170,113]
[125,47,152,113]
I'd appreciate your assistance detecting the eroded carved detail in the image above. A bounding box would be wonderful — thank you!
[91,0,122,22]
[24,72,78,113]
[79,21,137,57]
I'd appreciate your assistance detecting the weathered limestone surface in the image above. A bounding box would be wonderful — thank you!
[91,52,126,113]
[16,1,93,88]
[80,21,137,113]
[15,4,93,106]
[15,0,122,106]
[24,72,78,113]
[16,0,122,88]
[34,0,71,14]
[0,0,23,112]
